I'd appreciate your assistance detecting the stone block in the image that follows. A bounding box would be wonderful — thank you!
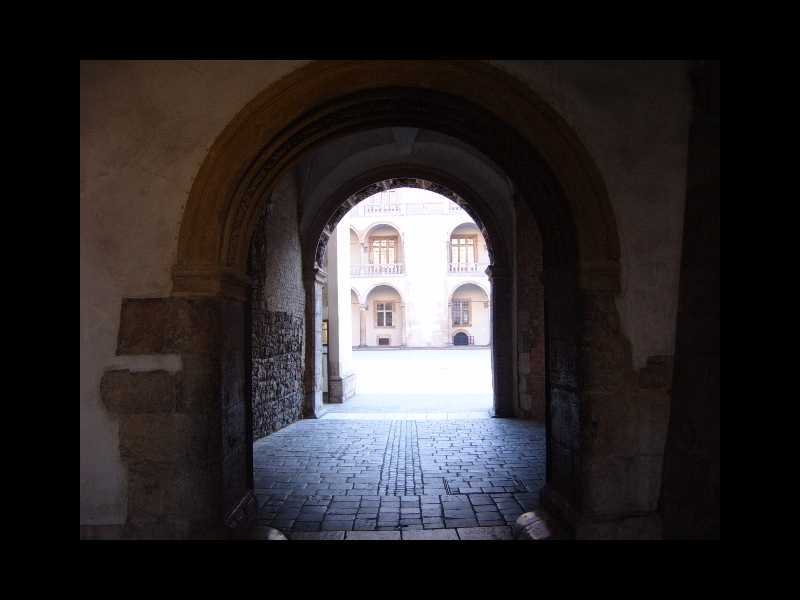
[119,413,213,465]
[117,297,223,355]
[401,529,458,540]
[101,369,181,414]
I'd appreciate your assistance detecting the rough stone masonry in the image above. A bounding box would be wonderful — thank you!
[249,175,306,440]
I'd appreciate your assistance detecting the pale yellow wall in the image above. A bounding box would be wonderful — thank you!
[351,291,361,347]
[365,286,403,347]
[451,284,491,345]
[80,60,308,525]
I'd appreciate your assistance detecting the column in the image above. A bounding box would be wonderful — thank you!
[303,265,327,418]
[487,264,514,417]
[400,302,407,346]
[361,243,369,274]
[359,304,367,347]
[325,219,356,403]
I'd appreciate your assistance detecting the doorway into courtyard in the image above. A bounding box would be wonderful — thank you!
[320,186,494,420]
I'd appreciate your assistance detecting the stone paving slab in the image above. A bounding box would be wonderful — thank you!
[456,526,514,540]
[401,529,459,540]
[289,531,346,540]
[345,531,402,540]
[254,418,544,537]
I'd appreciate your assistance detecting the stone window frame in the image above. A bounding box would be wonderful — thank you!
[374,299,396,328]
[451,298,471,326]
[369,235,399,265]
[450,234,478,265]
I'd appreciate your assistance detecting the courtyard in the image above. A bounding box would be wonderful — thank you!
[324,348,493,418]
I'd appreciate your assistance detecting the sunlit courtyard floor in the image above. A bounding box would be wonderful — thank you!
[321,348,493,419]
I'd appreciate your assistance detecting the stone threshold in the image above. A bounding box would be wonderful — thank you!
[283,525,513,541]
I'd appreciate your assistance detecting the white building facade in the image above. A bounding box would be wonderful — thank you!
[341,187,492,349]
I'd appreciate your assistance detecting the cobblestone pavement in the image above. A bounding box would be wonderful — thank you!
[253,418,545,540]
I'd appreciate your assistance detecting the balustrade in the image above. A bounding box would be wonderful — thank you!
[448,262,489,274]
[351,263,405,276]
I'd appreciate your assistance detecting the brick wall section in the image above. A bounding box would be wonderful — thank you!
[515,198,546,419]
[248,175,306,441]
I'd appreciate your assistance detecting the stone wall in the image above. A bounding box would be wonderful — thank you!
[248,174,306,441]
[100,296,254,538]
[660,61,720,538]
[495,60,691,371]
[515,196,546,419]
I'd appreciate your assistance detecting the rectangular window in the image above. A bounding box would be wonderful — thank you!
[452,300,470,326]
[451,236,476,264]
[376,302,393,327]
[370,237,397,265]
[378,336,390,346]
[322,320,329,345]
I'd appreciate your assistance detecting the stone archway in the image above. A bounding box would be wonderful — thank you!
[172,61,619,294]
[114,61,627,539]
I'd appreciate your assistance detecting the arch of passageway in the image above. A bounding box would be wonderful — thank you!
[163,61,623,538]
[173,61,619,289]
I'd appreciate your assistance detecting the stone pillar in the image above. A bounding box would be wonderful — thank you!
[660,60,720,539]
[359,305,367,347]
[361,243,369,272]
[304,266,327,418]
[325,221,356,403]
[104,295,256,539]
[487,265,514,417]
[400,302,407,346]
